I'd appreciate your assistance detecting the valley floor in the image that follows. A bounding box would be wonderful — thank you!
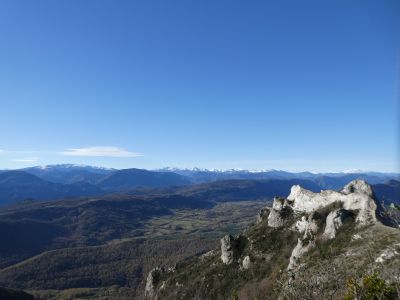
[0,201,267,299]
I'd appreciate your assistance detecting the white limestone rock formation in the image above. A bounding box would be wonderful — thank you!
[288,214,319,270]
[267,197,293,227]
[295,214,319,235]
[287,180,377,225]
[220,234,247,265]
[220,235,235,264]
[145,267,165,298]
[268,180,382,270]
[288,239,314,270]
[267,209,285,228]
[323,209,354,239]
[341,180,373,196]
[242,255,251,270]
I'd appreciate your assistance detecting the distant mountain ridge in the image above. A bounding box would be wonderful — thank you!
[157,167,398,188]
[372,179,400,205]
[23,164,114,184]
[0,171,102,206]
[8,164,399,186]
[0,165,398,206]
[97,168,191,191]
[0,167,194,205]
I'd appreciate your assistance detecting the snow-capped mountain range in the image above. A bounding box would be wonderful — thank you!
[0,164,398,206]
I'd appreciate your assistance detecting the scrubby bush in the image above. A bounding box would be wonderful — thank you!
[344,273,398,300]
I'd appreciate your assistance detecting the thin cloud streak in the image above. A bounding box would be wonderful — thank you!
[12,157,39,162]
[60,146,142,158]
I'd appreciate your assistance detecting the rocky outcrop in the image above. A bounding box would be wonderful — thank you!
[286,180,377,225]
[220,234,247,264]
[145,180,400,299]
[220,235,235,264]
[295,214,319,235]
[288,238,314,270]
[200,250,216,261]
[288,214,319,270]
[341,179,373,196]
[375,243,400,263]
[145,267,165,298]
[323,209,354,239]
[275,180,381,269]
[242,255,251,269]
[256,207,270,223]
[267,197,293,227]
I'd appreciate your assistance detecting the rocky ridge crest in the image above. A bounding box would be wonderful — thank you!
[145,180,400,299]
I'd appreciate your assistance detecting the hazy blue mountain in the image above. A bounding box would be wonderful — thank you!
[97,168,192,191]
[4,165,398,188]
[157,168,398,186]
[313,174,396,190]
[372,179,400,205]
[156,168,313,183]
[177,178,321,201]
[0,165,398,206]
[0,171,103,206]
[23,164,114,184]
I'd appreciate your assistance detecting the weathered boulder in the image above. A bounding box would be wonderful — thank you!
[267,197,293,227]
[145,267,165,298]
[242,255,251,269]
[220,234,246,264]
[220,235,235,264]
[200,250,216,261]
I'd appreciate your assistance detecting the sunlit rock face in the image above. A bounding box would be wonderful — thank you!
[323,209,354,239]
[287,180,377,225]
[267,197,293,227]
[269,180,380,270]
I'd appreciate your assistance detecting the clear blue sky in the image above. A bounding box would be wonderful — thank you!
[0,0,399,172]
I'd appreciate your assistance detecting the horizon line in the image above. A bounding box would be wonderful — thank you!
[1,164,399,175]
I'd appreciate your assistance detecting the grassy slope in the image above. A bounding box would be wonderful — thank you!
[155,215,400,300]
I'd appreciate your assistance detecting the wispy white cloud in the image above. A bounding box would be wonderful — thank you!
[60,146,142,158]
[12,157,39,162]
[0,149,42,154]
